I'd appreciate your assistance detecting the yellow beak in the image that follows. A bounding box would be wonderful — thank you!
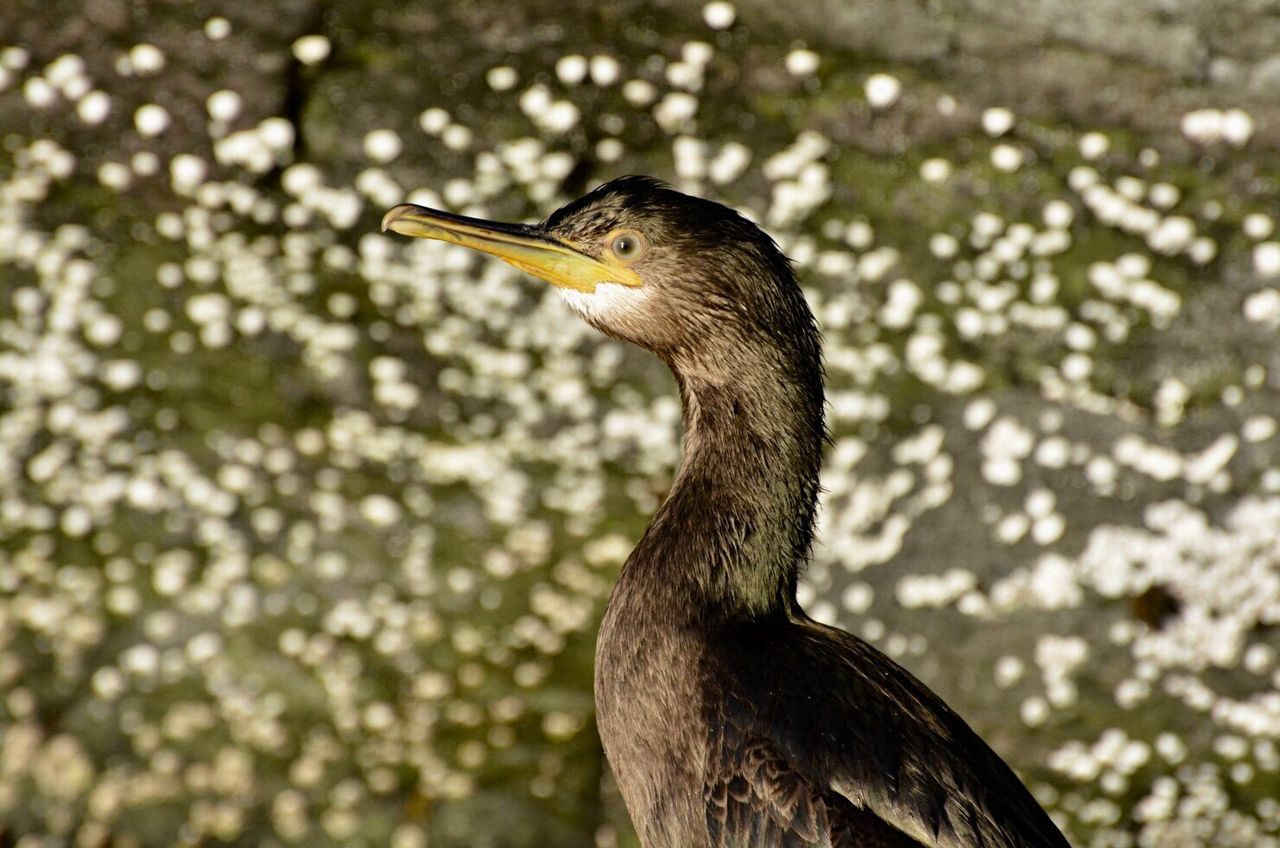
[381,204,642,293]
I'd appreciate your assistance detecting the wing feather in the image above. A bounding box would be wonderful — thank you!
[706,677,927,847]
[700,617,1072,848]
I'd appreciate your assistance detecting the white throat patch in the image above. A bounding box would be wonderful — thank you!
[557,281,648,325]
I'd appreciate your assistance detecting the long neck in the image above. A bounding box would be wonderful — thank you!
[623,339,825,620]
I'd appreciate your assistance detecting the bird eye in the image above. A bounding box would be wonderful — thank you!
[609,230,647,262]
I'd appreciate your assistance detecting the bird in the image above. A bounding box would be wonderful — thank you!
[382,176,1072,848]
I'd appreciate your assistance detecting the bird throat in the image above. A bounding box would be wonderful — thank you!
[624,356,825,620]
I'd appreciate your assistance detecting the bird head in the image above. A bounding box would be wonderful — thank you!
[382,176,816,372]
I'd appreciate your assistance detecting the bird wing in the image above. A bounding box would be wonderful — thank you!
[705,700,928,847]
[702,617,1072,848]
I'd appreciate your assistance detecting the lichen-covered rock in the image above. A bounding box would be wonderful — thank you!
[1,2,1278,846]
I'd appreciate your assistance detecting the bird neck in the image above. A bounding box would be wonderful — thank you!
[625,344,825,621]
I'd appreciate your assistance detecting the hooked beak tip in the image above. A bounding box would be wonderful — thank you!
[381,204,415,234]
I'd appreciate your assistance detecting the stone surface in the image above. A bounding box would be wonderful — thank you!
[1,2,1278,847]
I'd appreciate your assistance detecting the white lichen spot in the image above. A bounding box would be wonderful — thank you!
[129,43,165,75]
[1253,242,1280,278]
[707,142,751,185]
[653,92,698,132]
[1078,132,1110,160]
[1243,289,1280,326]
[257,117,295,150]
[292,35,331,66]
[1021,697,1049,727]
[1243,213,1275,240]
[981,107,1014,137]
[595,138,624,163]
[363,129,402,164]
[617,80,654,109]
[1043,200,1074,230]
[206,89,242,123]
[1221,109,1254,147]
[486,65,518,92]
[204,17,232,39]
[169,154,207,192]
[76,90,111,125]
[919,158,951,184]
[555,54,588,85]
[134,103,171,136]
[995,656,1025,688]
[589,55,621,87]
[785,48,819,77]
[929,233,959,260]
[1180,109,1224,144]
[24,77,56,109]
[418,107,450,135]
[991,144,1024,172]
[703,1,736,29]
[1148,182,1180,210]
[864,73,901,109]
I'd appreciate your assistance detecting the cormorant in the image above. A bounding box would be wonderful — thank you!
[382,176,1072,848]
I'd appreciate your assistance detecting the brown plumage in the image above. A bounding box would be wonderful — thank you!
[383,176,1072,848]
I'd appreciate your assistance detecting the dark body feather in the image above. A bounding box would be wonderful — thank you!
[531,177,1073,848]
[598,591,1070,847]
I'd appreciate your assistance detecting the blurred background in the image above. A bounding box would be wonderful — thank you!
[2,1,1280,846]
